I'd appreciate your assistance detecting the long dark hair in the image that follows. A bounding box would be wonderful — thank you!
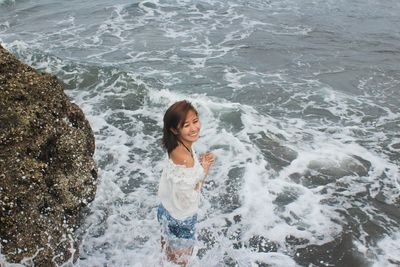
[162,100,198,154]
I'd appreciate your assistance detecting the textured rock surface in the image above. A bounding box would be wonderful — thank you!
[0,44,97,265]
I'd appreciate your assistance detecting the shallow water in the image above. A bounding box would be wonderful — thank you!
[1,0,399,266]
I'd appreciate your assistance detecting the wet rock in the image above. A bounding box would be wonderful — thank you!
[290,154,371,188]
[372,193,400,221]
[223,254,238,267]
[285,235,309,246]
[273,187,300,210]
[250,131,298,171]
[294,231,370,267]
[303,106,340,122]
[391,143,400,150]
[248,235,278,253]
[219,109,244,133]
[197,228,217,258]
[0,45,97,266]
[219,167,244,213]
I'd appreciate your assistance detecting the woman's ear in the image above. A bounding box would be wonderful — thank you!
[170,128,178,135]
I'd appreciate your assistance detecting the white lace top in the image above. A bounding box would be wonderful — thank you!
[158,148,205,220]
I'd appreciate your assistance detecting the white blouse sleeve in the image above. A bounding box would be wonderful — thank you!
[167,163,205,211]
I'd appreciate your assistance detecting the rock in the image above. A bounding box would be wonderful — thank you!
[294,231,370,267]
[249,131,298,172]
[0,44,97,266]
[248,235,278,253]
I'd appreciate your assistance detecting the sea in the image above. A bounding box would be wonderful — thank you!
[1,0,399,266]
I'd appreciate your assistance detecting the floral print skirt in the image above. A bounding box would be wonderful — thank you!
[157,204,197,249]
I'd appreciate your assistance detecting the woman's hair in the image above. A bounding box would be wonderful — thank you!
[162,100,198,154]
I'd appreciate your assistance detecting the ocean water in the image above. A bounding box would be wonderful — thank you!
[1,0,399,266]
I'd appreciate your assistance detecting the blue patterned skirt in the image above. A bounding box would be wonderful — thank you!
[157,204,197,249]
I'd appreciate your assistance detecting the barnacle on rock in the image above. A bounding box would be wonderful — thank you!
[0,44,97,266]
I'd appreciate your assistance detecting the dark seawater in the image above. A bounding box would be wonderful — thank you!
[1,0,399,266]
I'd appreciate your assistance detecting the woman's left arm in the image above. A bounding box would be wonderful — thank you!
[195,152,215,191]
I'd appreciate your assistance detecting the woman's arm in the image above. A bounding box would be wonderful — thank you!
[195,152,215,191]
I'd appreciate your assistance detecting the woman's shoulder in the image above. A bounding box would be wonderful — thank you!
[169,146,194,168]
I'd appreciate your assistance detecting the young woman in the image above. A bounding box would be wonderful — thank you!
[157,100,215,266]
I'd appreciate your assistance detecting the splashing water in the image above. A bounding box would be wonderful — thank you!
[1,0,399,266]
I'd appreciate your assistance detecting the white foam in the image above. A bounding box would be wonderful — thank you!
[372,233,400,267]
[70,82,400,265]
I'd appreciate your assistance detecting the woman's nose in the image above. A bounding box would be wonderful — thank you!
[190,124,198,131]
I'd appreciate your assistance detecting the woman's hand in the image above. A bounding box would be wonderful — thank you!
[200,152,215,176]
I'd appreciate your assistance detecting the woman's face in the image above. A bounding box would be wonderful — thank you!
[178,109,201,144]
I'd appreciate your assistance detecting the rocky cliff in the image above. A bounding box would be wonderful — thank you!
[0,44,97,266]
